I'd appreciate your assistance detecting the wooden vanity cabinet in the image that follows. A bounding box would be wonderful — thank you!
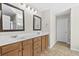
[1,42,22,56]
[22,39,33,56]
[45,35,48,49]
[41,35,49,52]
[33,37,42,56]
[0,35,49,56]
[41,36,46,51]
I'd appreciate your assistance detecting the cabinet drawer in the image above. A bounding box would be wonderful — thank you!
[42,36,46,40]
[34,40,41,47]
[23,44,32,49]
[34,48,41,56]
[2,50,19,56]
[23,39,32,49]
[34,45,41,50]
[33,37,41,42]
[23,39,32,46]
[2,42,20,54]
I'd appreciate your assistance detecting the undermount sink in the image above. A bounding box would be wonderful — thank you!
[11,35,25,39]
[10,32,41,40]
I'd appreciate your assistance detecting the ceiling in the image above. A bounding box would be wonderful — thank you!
[27,3,79,14]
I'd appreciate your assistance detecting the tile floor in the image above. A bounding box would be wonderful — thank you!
[41,42,79,56]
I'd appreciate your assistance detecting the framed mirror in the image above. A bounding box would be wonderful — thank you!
[33,15,42,31]
[0,3,24,32]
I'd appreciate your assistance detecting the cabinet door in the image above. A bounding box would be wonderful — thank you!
[41,36,46,51]
[1,42,22,56]
[34,47,41,56]
[2,42,21,54]
[23,45,32,56]
[2,50,19,56]
[45,35,48,49]
[23,39,33,56]
[33,37,41,56]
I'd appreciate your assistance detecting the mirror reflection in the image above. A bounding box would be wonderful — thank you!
[2,4,24,31]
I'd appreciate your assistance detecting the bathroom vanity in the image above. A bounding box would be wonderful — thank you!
[0,3,49,56]
[0,33,49,56]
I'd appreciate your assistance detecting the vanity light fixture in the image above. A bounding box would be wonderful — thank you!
[34,9,38,13]
[27,6,31,10]
[20,3,24,5]
[30,7,32,10]
[26,4,38,13]
[26,5,28,8]
[26,5,30,10]
[31,8,34,12]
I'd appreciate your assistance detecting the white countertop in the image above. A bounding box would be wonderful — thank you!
[0,32,49,46]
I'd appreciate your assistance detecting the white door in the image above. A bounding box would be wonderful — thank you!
[56,17,70,44]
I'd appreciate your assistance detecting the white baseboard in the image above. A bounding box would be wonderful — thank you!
[71,48,79,52]
[48,41,56,49]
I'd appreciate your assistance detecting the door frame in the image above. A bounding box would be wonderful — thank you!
[55,9,71,48]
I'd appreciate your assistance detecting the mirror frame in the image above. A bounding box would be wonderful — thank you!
[33,15,42,31]
[0,3,25,32]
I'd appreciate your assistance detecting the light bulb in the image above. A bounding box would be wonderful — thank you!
[31,8,34,12]
[27,6,30,10]
[35,10,37,13]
